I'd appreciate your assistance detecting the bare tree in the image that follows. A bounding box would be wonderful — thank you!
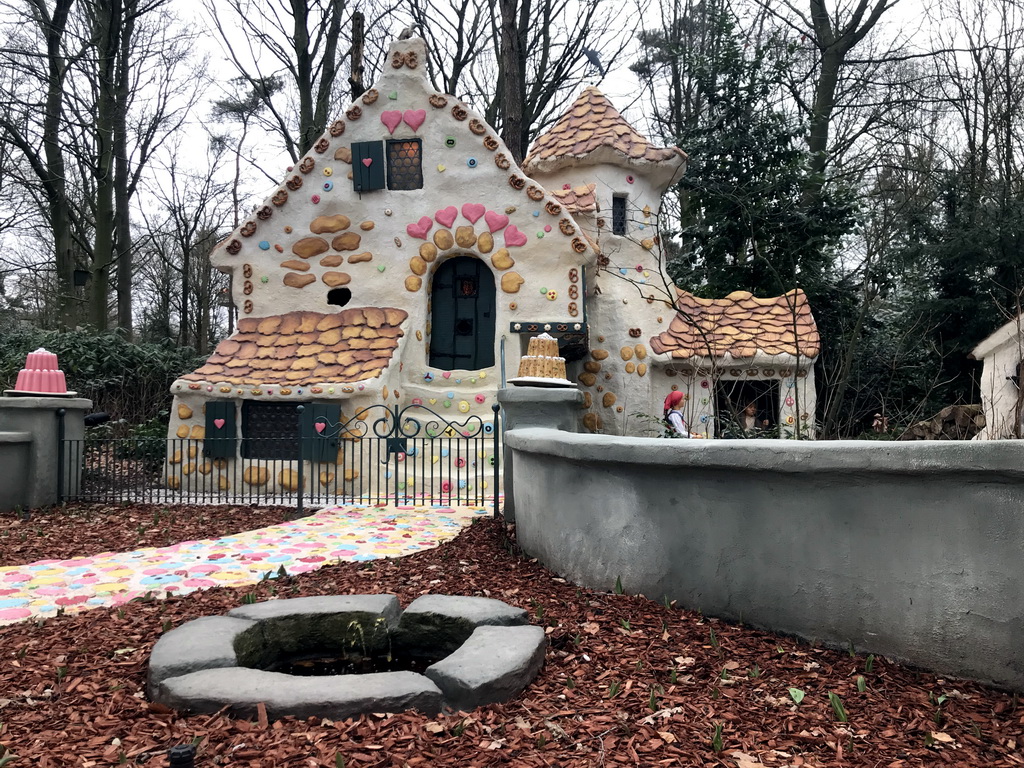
[205,0,395,163]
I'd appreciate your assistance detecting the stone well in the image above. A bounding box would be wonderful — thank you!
[148,594,546,720]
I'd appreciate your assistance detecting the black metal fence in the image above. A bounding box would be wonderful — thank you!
[58,403,502,518]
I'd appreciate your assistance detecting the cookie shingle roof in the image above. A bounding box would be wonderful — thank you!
[650,290,819,360]
[523,87,686,175]
[550,183,599,213]
[181,309,407,387]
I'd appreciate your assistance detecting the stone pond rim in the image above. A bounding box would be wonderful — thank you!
[147,594,547,720]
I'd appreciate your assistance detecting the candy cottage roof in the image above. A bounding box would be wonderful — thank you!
[178,309,407,389]
[523,87,687,176]
[650,290,819,362]
[550,183,599,214]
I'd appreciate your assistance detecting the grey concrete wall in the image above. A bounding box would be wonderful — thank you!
[497,387,583,519]
[0,397,92,510]
[505,428,1024,691]
[0,432,32,512]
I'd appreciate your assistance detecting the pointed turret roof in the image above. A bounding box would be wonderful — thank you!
[523,87,686,177]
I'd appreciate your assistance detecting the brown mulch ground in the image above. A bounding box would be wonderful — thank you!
[1,505,1022,767]
[0,504,294,565]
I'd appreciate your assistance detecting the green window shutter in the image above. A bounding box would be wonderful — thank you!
[204,400,237,458]
[352,141,386,191]
[301,402,341,462]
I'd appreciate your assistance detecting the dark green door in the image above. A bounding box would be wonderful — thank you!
[429,256,496,370]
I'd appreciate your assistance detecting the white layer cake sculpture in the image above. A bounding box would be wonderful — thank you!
[510,333,572,386]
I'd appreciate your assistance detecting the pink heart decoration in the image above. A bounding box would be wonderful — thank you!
[485,210,509,232]
[403,109,427,132]
[462,203,485,223]
[213,418,225,429]
[406,216,433,239]
[314,422,326,434]
[381,110,403,134]
[435,206,458,228]
[504,224,528,247]
[362,158,373,167]
[442,371,451,379]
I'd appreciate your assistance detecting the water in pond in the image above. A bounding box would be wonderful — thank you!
[266,653,443,677]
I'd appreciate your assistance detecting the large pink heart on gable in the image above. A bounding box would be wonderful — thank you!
[435,206,458,228]
[314,422,326,434]
[381,110,403,134]
[461,203,485,223]
[504,224,528,247]
[485,210,509,233]
[213,418,225,429]
[406,216,433,239]
[403,109,426,132]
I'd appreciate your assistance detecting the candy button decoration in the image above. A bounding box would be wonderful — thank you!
[311,194,321,203]
[483,422,494,434]
[323,168,333,176]
[443,400,452,408]
[474,394,485,403]
[446,391,455,399]
[423,372,434,382]
[445,136,456,147]
[323,181,333,191]
[258,241,270,250]
[626,175,635,184]
[467,158,477,167]
[458,400,470,413]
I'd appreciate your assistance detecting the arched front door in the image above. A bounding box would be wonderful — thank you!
[429,256,495,370]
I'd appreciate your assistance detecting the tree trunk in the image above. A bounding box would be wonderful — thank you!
[350,10,365,101]
[498,0,527,164]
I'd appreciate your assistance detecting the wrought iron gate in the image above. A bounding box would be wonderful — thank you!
[59,403,501,518]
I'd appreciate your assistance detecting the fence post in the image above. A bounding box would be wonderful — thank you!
[56,408,66,504]
[393,404,400,503]
[491,403,500,519]
[296,405,305,518]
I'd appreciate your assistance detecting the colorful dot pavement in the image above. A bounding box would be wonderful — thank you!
[0,503,492,626]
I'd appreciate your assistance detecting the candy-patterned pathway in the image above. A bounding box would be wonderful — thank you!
[0,504,490,626]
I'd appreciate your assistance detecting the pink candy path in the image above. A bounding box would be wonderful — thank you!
[0,503,490,625]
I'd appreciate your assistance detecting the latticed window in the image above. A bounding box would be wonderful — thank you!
[241,401,340,461]
[387,139,423,190]
[612,195,627,235]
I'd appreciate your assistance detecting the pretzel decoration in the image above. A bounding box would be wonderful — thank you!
[256,206,273,221]
[559,218,576,235]
[494,153,510,170]
[483,135,499,151]
[391,50,419,69]
[240,221,257,237]
[286,175,303,191]
[299,158,315,174]
[271,189,288,207]
[243,300,253,314]
[226,239,242,255]
[429,94,448,109]
[361,89,379,105]
[314,138,330,154]
[329,120,346,137]
[469,118,487,135]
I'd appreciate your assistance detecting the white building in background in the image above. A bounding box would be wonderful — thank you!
[970,315,1024,440]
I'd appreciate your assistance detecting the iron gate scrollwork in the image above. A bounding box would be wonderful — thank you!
[59,403,502,519]
[298,402,501,517]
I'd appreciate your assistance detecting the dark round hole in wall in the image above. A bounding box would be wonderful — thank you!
[327,287,352,307]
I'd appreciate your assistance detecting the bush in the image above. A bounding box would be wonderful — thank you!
[0,326,205,430]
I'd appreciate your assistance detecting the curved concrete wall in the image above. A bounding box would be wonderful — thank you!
[505,428,1024,690]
